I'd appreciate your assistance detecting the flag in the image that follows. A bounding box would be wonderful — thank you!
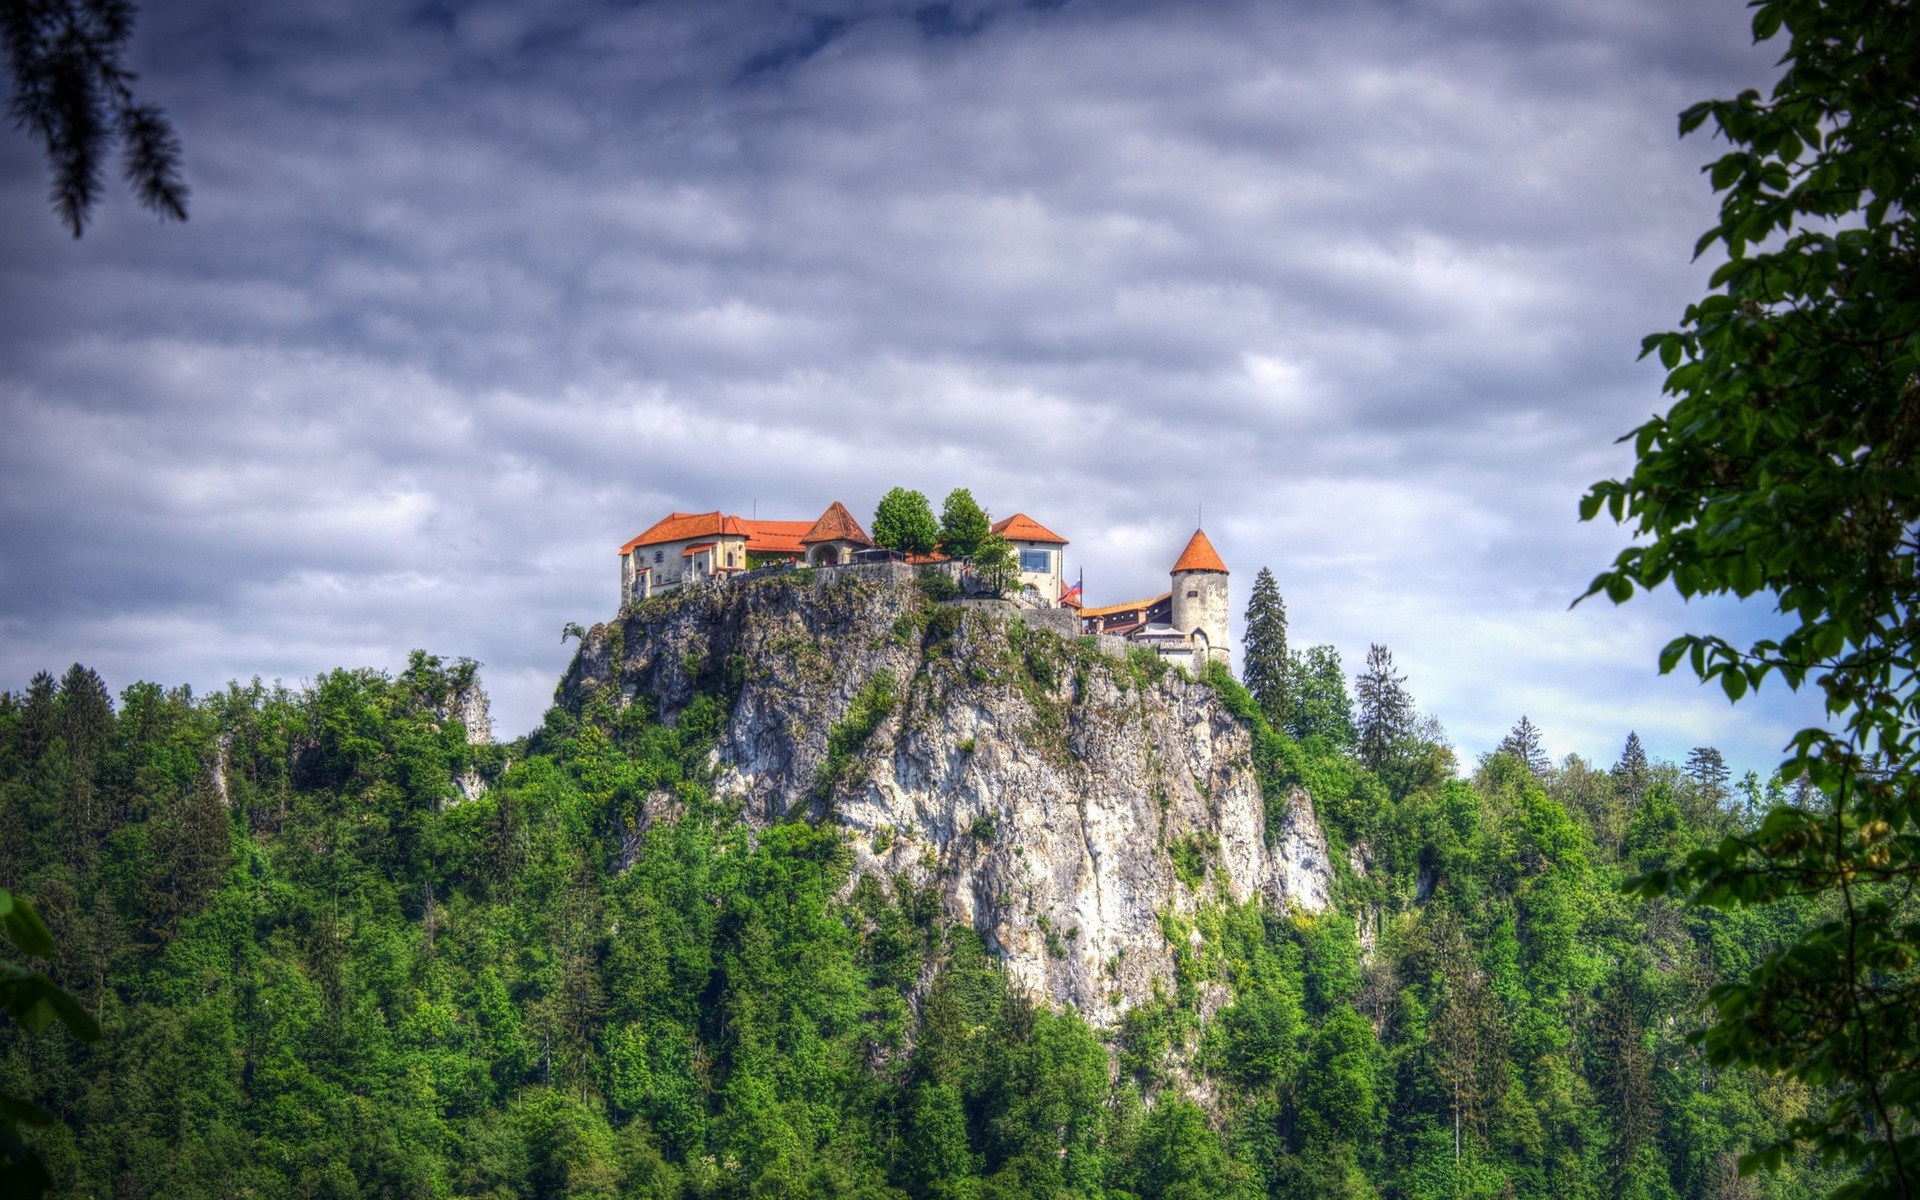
[1060,579,1082,607]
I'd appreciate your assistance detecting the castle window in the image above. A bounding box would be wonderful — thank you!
[1019,549,1051,573]
[1186,590,1198,598]
[653,550,664,564]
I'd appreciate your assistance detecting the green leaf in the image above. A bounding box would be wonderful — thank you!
[1721,669,1749,701]
[1,894,54,959]
[1659,637,1691,674]
[45,986,101,1043]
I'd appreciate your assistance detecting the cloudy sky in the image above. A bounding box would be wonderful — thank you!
[0,0,1823,772]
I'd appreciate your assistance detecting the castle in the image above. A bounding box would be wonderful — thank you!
[618,502,1230,671]
[1074,529,1231,672]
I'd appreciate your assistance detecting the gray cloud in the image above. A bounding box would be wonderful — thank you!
[0,0,1822,771]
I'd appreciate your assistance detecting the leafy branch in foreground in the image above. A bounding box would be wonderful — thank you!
[1580,1,1920,1196]
[2,0,188,236]
[1,888,101,1200]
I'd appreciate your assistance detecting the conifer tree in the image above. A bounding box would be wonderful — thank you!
[938,489,990,559]
[1497,715,1550,777]
[1684,746,1729,800]
[54,664,112,857]
[1,1,189,237]
[1241,567,1289,728]
[1612,732,1650,802]
[20,671,56,762]
[1353,643,1412,772]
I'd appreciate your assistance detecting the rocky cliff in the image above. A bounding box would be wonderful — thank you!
[563,563,1333,1028]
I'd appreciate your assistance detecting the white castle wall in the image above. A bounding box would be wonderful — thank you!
[1170,569,1230,670]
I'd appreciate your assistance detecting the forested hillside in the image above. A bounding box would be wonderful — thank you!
[0,579,1843,1200]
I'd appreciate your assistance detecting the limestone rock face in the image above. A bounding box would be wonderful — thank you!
[441,674,493,802]
[565,564,1333,1028]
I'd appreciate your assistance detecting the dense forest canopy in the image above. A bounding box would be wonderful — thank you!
[0,608,1845,1199]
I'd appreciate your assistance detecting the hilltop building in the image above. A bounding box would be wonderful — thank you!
[1078,530,1230,672]
[992,513,1068,605]
[616,504,1226,673]
[618,501,1072,607]
[618,510,816,600]
[801,501,873,566]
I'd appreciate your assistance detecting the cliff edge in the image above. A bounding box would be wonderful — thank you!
[562,563,1332,1027]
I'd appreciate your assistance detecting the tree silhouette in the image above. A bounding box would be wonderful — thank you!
[3,0,188,236]
[1497,715,1550,777]
[1611,732,1649,803]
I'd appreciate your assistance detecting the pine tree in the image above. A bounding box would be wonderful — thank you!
[1612,732,1649,802]
[1241,568,1289,729]
[1497,715,1550,777]
[20,671,56,762]
[55,664,113,857]
[1684,746,1729,800]
[1,0,189,237]
[1353,644,1412,771]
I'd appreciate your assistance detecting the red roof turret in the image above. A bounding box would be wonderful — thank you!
[991,513,1068,544]
[802,500,873,547]
[1171,529,1227,574]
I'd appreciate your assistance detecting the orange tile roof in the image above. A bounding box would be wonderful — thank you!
[620,511,750,553]
[681,542,716,557]
[1172,529,1228,574]
[1077,592,1171,619]
[622,511,818,556]
[991,512,1067,544]
[802,500,872,546]
[739,519,812,556]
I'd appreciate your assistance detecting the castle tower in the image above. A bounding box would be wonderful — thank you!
[1169,529,1230,669]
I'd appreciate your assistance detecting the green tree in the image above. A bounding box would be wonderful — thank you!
[1612,732,1650,804]
[901,1080,974,1197]
[1298,1005,1380,1147]
[873,488,940,556]
[971,533,1019,596]
[1593,971,1658,1198]
[1242,567,1289,729]
[938,489,990,559]
[1125,1099,1252,1200]
[1416,909,1505,1166]
[1497,715,1550,778]
[1353,643,1411,772]
[1580,2,1920,1192]
[1285,644,1354,747]
[2,0,188,236]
